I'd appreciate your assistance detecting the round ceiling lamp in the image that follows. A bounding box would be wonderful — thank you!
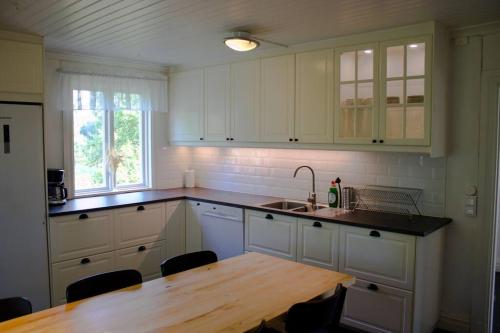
[224,31,259,52]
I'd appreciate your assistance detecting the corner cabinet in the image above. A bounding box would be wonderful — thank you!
[0,31,44,103]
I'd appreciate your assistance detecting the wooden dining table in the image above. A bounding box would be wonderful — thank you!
[0,252,354,332]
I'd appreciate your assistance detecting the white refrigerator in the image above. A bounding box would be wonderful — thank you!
[0,102,50,311]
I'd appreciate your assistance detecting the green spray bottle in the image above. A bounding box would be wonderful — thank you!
[328,177,342,208]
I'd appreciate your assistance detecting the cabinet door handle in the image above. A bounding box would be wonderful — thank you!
[196,203,200,206]
[313,221,322,228]
[137,205,145,211]
[294,138,298,142]
[138,245,146,252]
[199,137,204,140]
[372,139,377,143]
[289,138,293,142]
[79,213,88,220]
[80,258,90,265]
[367,283,379,291]
[265,214,274,220]
[226,138,229,141]
[369,230,381,237]
[379,140,384,143]
[230,138,234,141]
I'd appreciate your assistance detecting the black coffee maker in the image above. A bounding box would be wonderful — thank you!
[47,169,67,205]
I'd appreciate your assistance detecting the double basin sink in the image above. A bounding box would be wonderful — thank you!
[260,200,328,213]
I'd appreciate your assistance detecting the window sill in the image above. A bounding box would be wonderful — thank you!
[74,186,152,199]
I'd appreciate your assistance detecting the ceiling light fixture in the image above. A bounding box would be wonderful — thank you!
[408,44,419,48]
[363,49,373,54]
[224,31,288,52]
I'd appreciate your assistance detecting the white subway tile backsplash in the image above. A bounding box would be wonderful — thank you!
[161,147,446,217]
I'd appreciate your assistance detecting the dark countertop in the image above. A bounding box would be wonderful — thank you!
[49,188,451,236]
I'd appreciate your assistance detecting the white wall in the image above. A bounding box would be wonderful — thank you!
[43,52,190,189]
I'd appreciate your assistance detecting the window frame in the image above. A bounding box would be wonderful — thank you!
[64,90,152,198]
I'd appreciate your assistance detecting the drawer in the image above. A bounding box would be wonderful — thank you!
[341,279,413,333]
[297,218,339,270]
[115,203,166,249]
[51,252,114,305]
[245,210,297,261]
[114,241,165,281]
[339,226,416,290]
[50,210,114,263]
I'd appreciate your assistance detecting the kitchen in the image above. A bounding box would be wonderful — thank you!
[1,1,500,332]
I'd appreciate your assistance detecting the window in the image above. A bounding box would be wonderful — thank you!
[72,89,150,195]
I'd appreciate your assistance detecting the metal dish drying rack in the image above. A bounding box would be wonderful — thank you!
[353,185,422,217]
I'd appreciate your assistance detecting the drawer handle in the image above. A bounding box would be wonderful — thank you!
[137,205,145,211]
[313,221,322,228]
[138,245,146,252]
[367,283,379,291]
[196,203,200,206]
[80,258,90,265]
[369,230,381,237]
[265,214,274,220]
[79,214,88,220]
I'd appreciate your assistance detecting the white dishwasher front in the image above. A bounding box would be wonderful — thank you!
[199,204,244,260]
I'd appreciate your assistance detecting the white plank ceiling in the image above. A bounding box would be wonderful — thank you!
[0,0,499,69]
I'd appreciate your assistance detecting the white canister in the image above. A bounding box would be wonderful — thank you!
[184,169,195,188]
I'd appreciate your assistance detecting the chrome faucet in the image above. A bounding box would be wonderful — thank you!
[293,165,317,209]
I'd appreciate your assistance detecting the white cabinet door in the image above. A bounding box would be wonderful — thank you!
[297,218,339,270]
[230,60,260,142]
[245,210,297,261]
[260,54,295,142]
[51,252,114,305]
[341,279,413,333]
[0,39,43,95]
[50,211,114,263]
[114,241,164,281]
[186,201,208,252]
[379,36,432,146]
[334,44,379,144]
[165,200,186,259]
[114,203,166,250]
[339,226,416,290]
[205,65,230,141]
[295,49,334,143]
[169,69,204,141]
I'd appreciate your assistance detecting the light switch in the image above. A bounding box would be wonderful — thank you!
[464,195,477,217]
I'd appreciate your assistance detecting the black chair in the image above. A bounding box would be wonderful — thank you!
[160,250,218,277]
[66,269,142,303]
[252,284,347,333]
[0,297,32,322]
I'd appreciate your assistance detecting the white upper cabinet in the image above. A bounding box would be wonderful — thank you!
[231,60,261,142]
[0,31,43,103]
[380,36,432,146]
[260,54,295,143]
[295,49,334,144]
[335,44,379,144]
[169,69,204,141]
[204,65,231,141]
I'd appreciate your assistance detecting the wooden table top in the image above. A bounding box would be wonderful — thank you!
[0,252,354,333]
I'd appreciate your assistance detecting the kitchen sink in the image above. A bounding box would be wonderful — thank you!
[260,200,328,213]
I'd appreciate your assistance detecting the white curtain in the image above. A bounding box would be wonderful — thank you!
[60,72,166,113]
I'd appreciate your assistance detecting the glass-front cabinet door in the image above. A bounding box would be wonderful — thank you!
[380,36,432,145]
[335,44,379,144]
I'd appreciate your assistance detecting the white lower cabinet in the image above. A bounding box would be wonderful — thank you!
[51,252,114,305]
[245,210,297,261]
[114,241,165,281]
[186,200,209,252]
[49,210,114,263]
[339,225,415,290]
[114,203,166,249]
[165,200,186,259]
[342,279,413,333]
[297,218,339,270]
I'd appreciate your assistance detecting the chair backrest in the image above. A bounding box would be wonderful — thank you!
[66,269,142,303]
[285,283,347,333]
[0,297,32,322]
[161,251,218,277]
